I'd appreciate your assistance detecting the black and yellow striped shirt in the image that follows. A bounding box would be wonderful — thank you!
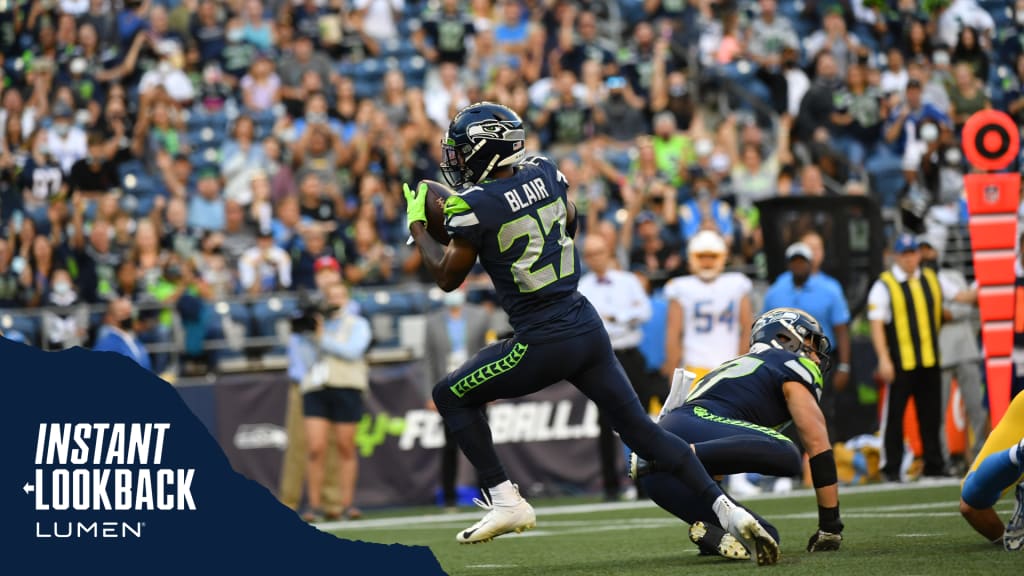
[877,267,943,371]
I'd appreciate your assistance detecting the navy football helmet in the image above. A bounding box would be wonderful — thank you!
[750,308,832,372]
[440,102,527,188]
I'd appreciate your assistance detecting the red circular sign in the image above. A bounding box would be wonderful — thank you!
[962,110,1020,172]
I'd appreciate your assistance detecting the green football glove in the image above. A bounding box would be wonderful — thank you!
[403,182,428,228]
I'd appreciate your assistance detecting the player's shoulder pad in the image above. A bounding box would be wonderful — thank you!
[444,193,475,217]
[777,351,824,396]
[522,155,568,188]
[521,155,552,167]
[444,194,482,231]
[722,271,753,291]
[663,275,684,295]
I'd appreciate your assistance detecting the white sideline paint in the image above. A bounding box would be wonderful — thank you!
[317,478,962,532]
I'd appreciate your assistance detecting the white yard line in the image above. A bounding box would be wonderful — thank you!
[318,479,963,532]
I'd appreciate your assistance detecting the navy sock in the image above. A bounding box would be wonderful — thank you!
[447,412,508,489]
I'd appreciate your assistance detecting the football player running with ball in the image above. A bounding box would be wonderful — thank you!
[632,308,844,560]
[403,102,779,565]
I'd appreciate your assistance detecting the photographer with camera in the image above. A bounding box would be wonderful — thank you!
[288,281,372,522]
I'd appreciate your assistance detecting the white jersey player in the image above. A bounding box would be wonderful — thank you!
[663,230,753,383]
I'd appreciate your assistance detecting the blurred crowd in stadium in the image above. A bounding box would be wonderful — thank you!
[0,0,1021,494]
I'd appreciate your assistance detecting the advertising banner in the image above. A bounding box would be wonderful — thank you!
[195,364,606,508]
[215,372,291,498]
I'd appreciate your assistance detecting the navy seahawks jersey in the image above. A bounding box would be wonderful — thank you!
[683,345,824,430]
[444,156,603,343]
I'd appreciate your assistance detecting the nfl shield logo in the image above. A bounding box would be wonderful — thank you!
[984,184,1000,204]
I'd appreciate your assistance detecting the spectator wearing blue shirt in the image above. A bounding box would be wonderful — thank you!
[883,79,952,157]
[677,172,734,244]
[291,92,346,141]
[762,239,851,392]
[187,170,226,232]
[93,297,153,372]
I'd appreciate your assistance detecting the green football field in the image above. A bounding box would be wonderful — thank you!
[321,480,1021,575]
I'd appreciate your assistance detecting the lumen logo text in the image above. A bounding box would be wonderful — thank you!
[27,423,198,539]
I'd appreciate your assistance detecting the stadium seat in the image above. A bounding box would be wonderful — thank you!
[380,39,418,59]
[117,159,147,181]
[869,169,906,210]
[243,109,277,140]
[189,147,221,171]
[121,168,157,197]
[381,292,416,316]
[336,61,358,79]
[354,79,381,101]
[354,58,385,83]
[189,126,220,146]
[404,290,435,315]
[2,313,39,347]
[186,109,229,134]
[400,57,428,88]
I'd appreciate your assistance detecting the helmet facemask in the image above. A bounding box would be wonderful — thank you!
[773,321,832,374]
[440,134,469,188]
[690,252,726,281]
[686,230,728,281]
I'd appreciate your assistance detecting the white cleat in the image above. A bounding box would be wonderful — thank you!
[726,506,780,566]
[456,485,536,544]
[689,521,751,560]
[1005,482,1024,552]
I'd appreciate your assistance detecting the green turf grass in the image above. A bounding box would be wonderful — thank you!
[324,481,1021,575]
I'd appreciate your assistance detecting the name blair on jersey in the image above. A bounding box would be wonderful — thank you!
[503,177,551,213]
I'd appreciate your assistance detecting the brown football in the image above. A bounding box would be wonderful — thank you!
[421,179,454,245]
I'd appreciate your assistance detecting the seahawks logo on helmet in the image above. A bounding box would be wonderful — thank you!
[751,308,832,372]
[752,309,805,333]
[466,121,526,142]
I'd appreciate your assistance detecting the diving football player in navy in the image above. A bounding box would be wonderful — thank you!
[403,102,779,564]
[631,308,844,560]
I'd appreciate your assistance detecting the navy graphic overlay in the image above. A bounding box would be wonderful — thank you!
[1,339,446,575]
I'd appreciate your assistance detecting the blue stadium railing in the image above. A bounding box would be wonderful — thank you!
[0,283,463,371]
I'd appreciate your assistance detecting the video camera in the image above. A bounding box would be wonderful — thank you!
[289,293,340,334]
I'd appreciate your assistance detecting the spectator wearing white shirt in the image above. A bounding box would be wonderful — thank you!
[138,45,196,105]
[239,229,292,295]
[59,0,90,16]
[782,46,810,117]
[46,105,87,175]
[935,0,995,51]
[354,0,404,44]
[579,234,652,501]
[879,47,909,97]
[239,229,293,344]
[425,62,470,131]
[803,6,861,78]
[908,56,951,115]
